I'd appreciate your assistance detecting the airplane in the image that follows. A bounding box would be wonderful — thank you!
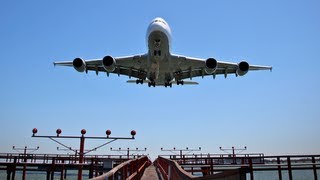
[54,17,272,87]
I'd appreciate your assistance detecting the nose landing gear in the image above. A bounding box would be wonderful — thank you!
[136,79,144,84]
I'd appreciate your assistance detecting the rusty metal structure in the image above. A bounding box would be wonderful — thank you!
[1,131,320,180]
[0,153,146,180]
[29,128,135,180]
[11,146,40,180]
[161,147,201,159]
[91,156,151,180]
[155,153,320,180]
[110,147,147,159]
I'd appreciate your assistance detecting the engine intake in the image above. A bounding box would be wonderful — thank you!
[73,58,86,72]
[236,61,249,76]
[205,58,218,74]
[102,56,116,72]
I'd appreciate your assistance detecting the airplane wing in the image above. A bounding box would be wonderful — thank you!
[54,54,148,79]
[170,54,272,80]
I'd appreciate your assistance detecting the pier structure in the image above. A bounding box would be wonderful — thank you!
[154,153,320,180]
[11,146,39,180]
[1,150,320,179]
[0,128,138,180]
[0,153,146,180]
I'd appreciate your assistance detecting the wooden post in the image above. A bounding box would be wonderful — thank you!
[249,158,254,180]
[78,135,85,180]
[46,171,50,180]
[6,165,11,180]
[89,158,94,179]
[312,156,318,180]
[277,157,282,180]
[60,163,64,180]
[11,157,16,180]
[51,157,55,180]
[64,169,67,179]
[22,147,27,180]
[210,158,214,175]
[287,157,292,180]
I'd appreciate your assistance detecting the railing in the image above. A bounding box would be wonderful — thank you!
[91,156,151,180]
[155,156,249,180]
[154,156,196,180]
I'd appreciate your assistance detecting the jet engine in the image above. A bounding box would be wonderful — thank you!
[205,58,218,74]
[102,56,116,72]
[73,58,86,72]
[236,61,249,76]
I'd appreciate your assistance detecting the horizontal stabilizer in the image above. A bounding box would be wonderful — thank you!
[126,80,150,83]
[171,81,199,85]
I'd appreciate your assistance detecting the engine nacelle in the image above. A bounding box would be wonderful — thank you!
[102,56,116,72]
[205,58,218,74]
[73,58,86,72]
[236,61,249,76]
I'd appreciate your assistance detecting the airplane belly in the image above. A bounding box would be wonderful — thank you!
[147,28,171,84]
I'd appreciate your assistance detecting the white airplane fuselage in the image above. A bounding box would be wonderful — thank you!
[146,18,173,84]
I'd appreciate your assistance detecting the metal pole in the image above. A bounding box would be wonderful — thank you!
[232,147,236,164]
[277,157,282,180]
[287,157,292,180]
[127,148,129,159]
[78,135,85,180]
[31,128,136,180]
[312,156,318,180]
[22,147,27,180]
[249,158,254,180]
[11,157,16,180]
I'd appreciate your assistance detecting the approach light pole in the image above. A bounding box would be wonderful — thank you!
[12,146,39,180]
[161,147,202,159]
[31,128,136,180]
[110,147,147,159]
[219,146,247,164]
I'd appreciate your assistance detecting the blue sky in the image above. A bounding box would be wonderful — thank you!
[0,0,319,159]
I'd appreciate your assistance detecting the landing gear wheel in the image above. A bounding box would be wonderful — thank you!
[136,79,143,84]
[148,81,155,87]
[177,80,184,85]
[165,82,172,88]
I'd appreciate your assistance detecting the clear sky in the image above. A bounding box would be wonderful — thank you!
[0,0,319,159]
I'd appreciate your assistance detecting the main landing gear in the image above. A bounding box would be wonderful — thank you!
[176,80,184,85]
[164,82,172,88]
[136,79,144,84]
[148,81,156,87]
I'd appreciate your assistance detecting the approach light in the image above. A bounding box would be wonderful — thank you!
[56,129,62,136]
[32,128,38,136]
[81,129,86,135]
[106,130,111,137]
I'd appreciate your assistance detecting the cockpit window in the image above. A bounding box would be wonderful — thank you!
[154,19,167,25]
